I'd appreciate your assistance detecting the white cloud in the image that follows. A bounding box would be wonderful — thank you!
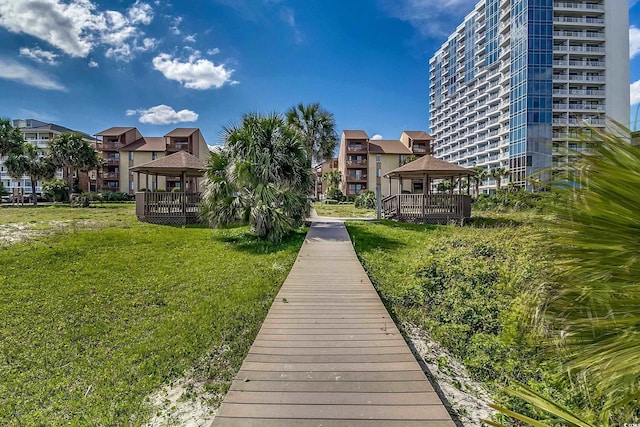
[88,59,99,67]
[631,80,640,105]
[0,0,154,60]
[0,57,65,91]
[169,16,182,35]
[127,104,199,125]
[152,52,237,89]
[280,7,303,44]
[19,46,59,65]
[371,134,383,140]
[184,33,196,43]
[128,0,153,25]
[379,0,478,38]
[207,48,220,56]
[631,26,640,59]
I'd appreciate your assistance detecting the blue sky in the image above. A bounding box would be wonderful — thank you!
[0,0,639,146]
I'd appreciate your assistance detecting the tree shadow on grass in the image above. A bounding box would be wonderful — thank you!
[210,227,308,255]
[467,215,524,228]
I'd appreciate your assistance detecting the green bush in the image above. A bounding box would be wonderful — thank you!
[99,191,130,202]
[325,185,345,202]
[171,187,181,193]
[0,182,9,197]
[354,190,376,209]
[42,179,69,202]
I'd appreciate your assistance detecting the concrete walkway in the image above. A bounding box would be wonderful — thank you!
[212,221,455,427]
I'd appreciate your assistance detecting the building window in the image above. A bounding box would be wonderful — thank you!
[152,151,157,160]
[129,152,134,161]
[129,181,134,191]
[376,154,381,163]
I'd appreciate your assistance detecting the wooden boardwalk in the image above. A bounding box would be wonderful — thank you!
[212,221,455,427]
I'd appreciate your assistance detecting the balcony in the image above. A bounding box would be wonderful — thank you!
[106,158,120,165]
[346,159,367,167]
[347,174,368,182]
[102,172,120,180]
[166,142,190,152]
[347,145,367,153]
[98,141,123,150]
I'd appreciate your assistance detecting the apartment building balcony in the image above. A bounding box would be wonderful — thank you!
[346,174,368,182]
[346,144,367,153]
[554,1,604,11]
[346,159,367,167]
[554,15,604,24]
[105,158,120,165]
[553,30,604,40]
[166,142,190,152]
[97,141,123,150]
[102,172,120,180]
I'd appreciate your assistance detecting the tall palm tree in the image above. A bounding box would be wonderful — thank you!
[285,102,338,165]
[5,144,55,205]
[472,166,489,196]
[486,123,640,426]
[201,112,313,243]
[490,167,509,190]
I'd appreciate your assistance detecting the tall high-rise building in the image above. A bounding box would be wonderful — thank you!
[429,0,629,191]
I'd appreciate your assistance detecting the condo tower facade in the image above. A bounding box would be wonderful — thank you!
[429,0,629,191]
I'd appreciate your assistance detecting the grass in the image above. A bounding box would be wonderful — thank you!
[345,213,566,417]
[0,203,134,225]
[312,202,375,218]
[0,205,305,426]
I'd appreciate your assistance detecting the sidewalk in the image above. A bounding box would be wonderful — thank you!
[211,221,456,426]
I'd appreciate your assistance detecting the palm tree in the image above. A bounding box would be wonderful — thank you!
[285,102,338,165]
[201,112,313,243]
[490,167,509,190]
[322,170,342,188]
[0,118,23,157]
[472,166,489,196]
[5,144,56,205]
[47,133,98,199]
[486,123,640,426]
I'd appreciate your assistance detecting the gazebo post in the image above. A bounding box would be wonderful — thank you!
[146,173,149,192]
[422,174,427,217]
[136,171,140,191]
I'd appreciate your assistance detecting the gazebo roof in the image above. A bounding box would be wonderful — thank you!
[130,150,205,177]
[385,155,476,179]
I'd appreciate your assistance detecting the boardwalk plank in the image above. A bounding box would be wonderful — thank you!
[211,221,453,426]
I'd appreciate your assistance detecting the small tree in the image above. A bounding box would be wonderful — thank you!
[201,112,312,243]
[0,118,23,157]
[322,170,342,188]
[472,166,489,196]
[42,178,70,202]
[325,185,345,202]
[47,133,98,199]
[5,144,56,205]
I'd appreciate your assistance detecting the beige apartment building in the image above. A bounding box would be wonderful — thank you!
[95,127,209,194]
[337,130,433,197]
[313,158,339,199]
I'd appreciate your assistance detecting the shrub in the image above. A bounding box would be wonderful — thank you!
[325,185,345,202]
[42,179,69,202]
[171,187,181,193]
[0,182,9,197]
[99,191,131,202]
[354,190,376,209]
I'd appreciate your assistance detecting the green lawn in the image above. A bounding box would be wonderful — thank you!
[0,206,305,426]
[345,214,567,415]
[0,203,134,225]
[312,202,375,218]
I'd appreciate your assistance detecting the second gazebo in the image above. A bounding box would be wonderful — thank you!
[382,155,476,224]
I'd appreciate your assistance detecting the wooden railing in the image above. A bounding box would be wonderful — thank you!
[135,191,201,224]
[382,194,472,224]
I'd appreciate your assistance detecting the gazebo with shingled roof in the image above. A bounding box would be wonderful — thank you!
[382,155,476,224]
[130,151,205,224]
